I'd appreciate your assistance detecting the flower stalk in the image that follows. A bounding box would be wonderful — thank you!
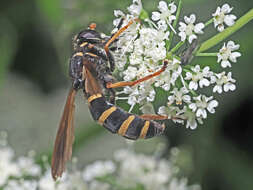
[198,8,253,53]
[167,0,183,50]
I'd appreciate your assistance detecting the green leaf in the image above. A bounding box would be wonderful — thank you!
[36,0,62,24]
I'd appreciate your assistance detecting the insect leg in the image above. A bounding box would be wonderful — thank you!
[139,114,168,121]
[104,18,140,57]
[106,60,168,89]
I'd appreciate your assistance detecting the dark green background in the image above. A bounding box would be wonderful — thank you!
[0,0,253,190]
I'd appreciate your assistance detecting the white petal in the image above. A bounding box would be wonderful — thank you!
[192,65,200,72]
[178,31,186,41]
[178,22,186,31]
[185,72,193,80]
[199,78,210,88]
[194,23,205,34]
[169,2,177,13]
[229,52,241,63]
[210,75,217,84]
[207,100,218,113]
[213,85,222,94]
[227,41,239,50]
[183,95,191,103]
[189,14,196,24]
[184,15,191,24]
[189,81,198,90]
[158,106,167,115]
[162,83,170,91]
[187,119,197,130]
[217,24,225,32]
[224,83,236,92]
[217,53,223,63]
[212,7,221,17]
[158,1,168,12]
[152,11,161,21]
[196,108,207,118]
[157,20,168,31]
[229,84,236,91]
[224,15,237,26]
[203,66,210,74]
[222,4,233,14]
[188,34,197,44]
[189,103,197,112]
[114,10,125,17]
[221,60,231,68]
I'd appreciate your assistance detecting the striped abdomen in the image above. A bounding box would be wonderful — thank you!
[87,94,165,140]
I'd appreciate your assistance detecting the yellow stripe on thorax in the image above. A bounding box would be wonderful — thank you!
[98,106,117,124]
[118,115,135,136]
[80,42,88,47]
[139,121,150,139]
[73,52,84,57]
[87,94,102,103]
[85,52,97,57]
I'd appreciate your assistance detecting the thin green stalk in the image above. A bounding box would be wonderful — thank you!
[204,18,214,27]
[197,8,253,53]
[167,0,182,50]
[195,52,217,57]
[168,40,185,57]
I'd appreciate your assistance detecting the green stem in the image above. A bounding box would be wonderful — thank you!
[197,8,253,53]
[195,52,217,57]
[167,0,182,50]
[168,40,185,57]
[204,18,214,27]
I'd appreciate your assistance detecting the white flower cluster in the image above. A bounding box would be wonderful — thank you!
[111,0,240,129]
[0,132,200,190]
[212,4,237,32]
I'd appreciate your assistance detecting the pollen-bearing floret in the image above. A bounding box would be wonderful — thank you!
[111,0,240,130]
[178,14,205,43]
[217,41,241,68]
[212,3,237,32]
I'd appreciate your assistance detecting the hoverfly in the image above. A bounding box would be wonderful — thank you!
[51,20,169,180]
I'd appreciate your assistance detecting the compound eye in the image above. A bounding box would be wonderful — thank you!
[79,32,96,39]
[78,29,101,42]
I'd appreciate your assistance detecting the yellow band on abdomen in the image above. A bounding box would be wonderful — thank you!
[98,106,117,124]
[118,115,135,136]
[87,94,102,103]
[139,121,150,139]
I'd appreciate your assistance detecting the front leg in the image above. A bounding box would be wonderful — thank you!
[106,60,168,89]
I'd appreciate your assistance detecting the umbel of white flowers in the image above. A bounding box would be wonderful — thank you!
[111,0,240,129]
[0,131,200,190]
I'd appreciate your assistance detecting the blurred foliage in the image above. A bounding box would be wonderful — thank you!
[0,0,253,190]
[0,18,17,86]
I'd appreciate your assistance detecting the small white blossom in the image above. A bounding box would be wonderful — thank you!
[212,4,237,32]
[181,106,203,130]
[168,87,191,105]
[127,0,143,17]
[152,1,177,31]
[83,160,116,181]
[0,147,19,186]
[38,170,56,190]
[17,156,41,176]
[212,72,236,93]
[158,106,184,124]
[185,65,213,90]
[5,180,37,190]
[178,14,204,43]
[217,41,241,68]
[189,95,218,119]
